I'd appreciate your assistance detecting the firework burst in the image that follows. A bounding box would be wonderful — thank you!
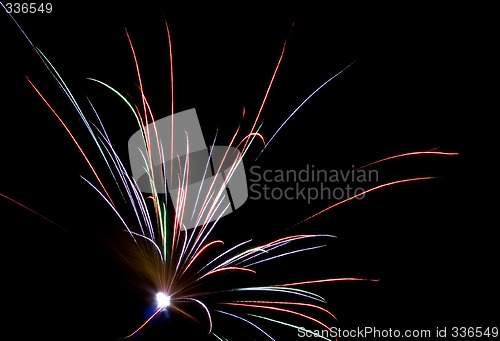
[1,5,458,340]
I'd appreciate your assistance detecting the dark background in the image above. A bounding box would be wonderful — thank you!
[1,2,496,340]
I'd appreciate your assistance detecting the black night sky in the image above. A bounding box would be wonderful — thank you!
[1,2,497,340]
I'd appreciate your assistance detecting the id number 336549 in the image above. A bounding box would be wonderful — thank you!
[3,3,53,14]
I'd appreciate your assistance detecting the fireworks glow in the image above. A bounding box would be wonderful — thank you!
[1,4,459,340]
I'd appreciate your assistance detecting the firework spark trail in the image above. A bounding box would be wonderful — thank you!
[181,240,224,276]
[180,193,219,274]
[198,266,256,280]
[125,28,166,190]
[191,130,219,222]
[25,78,115,204]
[80,177,140,247]
[182,298,214,333]
[33,49,121,207]
[236,131,266,150]
[243,244,328,268]
[292,177,435,228]
[225,286,327,303]
[197,32,284,213]
[275,277,379,287]
[124,34,170,248]
[193,235,334,280]
[164,21,175,186]
[125,29,148,137]
[182,118,265,250]
[180,197,232,274]
[194,239,254,276]
[172,202,232,288]
[230,300,338,321]
[233,234,336,267]
[214,309,276,341]
[91,120,151,233]
[248,313,333,341]
[185,112,257,251]
[173,133,191,255]
[357,149,459,169]
[222,302,333,330]
[0,192,64,230]
[99,131,155,239]
[120,307,163,339]
[170,194,229,287]
[240,25,291,155]
[256,60,356,160]
[87,100,128,203]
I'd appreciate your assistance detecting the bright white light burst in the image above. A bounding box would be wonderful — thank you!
[156,292,170,309]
